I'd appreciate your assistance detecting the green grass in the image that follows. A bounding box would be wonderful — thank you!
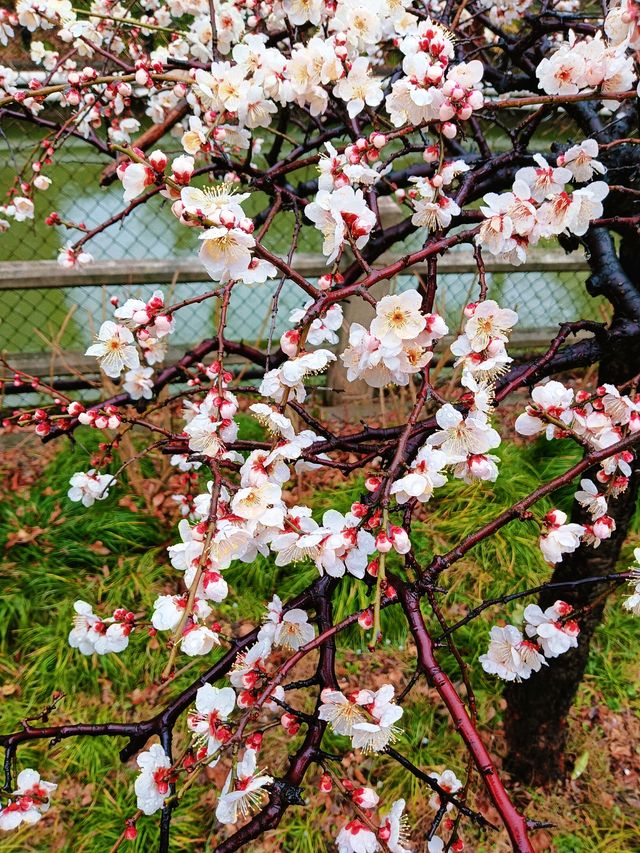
[0,434,638,851]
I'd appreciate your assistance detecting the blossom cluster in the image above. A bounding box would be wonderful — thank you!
[480,599,580,682]
[3,1,640,848]
[319,684,403,753]
[0,769,57,832]
[84,288,175,382]
[341,290,448,388]
[516,380,640,557]
[477,148,608,265]
[536,10,636,102]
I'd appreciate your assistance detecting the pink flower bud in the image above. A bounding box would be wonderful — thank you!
[463,301,477,318]
[154,315,173,335]
[246,732,263,750]
[352,787,379,809]
[545,509,565,528]
[124,823,138,841]
[593,515,615,540]
[375,532,392,553]
[319,773,333,793]
[358,609,373,629]
[280,712,300,735]
[280,329,300,357]
[171,155,194,185]
[442,122,457,139]
[389,525,411,554]
[554,600,573,617]
[218,209,237,228]
[148,150,168,172]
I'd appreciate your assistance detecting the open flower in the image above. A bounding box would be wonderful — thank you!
[428,404,500,461]
[85,321,139,378]
[370,291,426,345]
[215,749,273,825]
[305,186,376,263]
[0,768,57,831]
[67,470,116,507]
[480,625,546,681]
[123,365,154,400]
[390,446,448,504]
[199,227,255,281]
[428,769,462,813]
[464,300,518,352]
[523,601,580,657]
[231,482,285,526]
[333,57,383,118]
[134,744,172,815]
[258,594,315,650]
[318,688,372,736]
[622,576,640,616]
[539,509,585,563]
[187,684,235,761]
[350,684,404,753]
[336,819,379,853]
[575,478,608,519]
[380,798,412,853]
[558,139,606,183]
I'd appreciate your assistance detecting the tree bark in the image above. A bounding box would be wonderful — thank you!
[504,248,640,783]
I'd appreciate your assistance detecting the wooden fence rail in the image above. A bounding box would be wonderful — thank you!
[0,248,590,290]
[0,250,593,390]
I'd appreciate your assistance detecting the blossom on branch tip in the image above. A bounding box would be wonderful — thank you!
[67,470,116,507]
[479,625,546,682]
[523,601,580,658]
[187,684,235,761]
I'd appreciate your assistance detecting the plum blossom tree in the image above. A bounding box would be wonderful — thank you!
[2,0,640,850]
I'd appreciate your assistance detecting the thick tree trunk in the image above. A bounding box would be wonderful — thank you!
[504,289,640,784]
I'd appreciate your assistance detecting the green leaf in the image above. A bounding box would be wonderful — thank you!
[571,750,590,780]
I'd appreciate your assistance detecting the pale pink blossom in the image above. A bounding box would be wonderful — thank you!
[479,625,546,681]
[539,509,585,564]
[134,744,172,815]
[215,749,272,825]
[524,601,580,657]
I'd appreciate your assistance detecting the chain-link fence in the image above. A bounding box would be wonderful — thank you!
[1,118,609,381]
